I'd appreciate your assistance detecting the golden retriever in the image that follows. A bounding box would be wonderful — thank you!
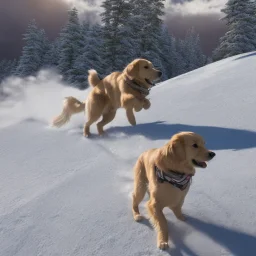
[132,132,216,250]
[51,59,162,137]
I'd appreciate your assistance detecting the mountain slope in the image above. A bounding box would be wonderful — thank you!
[0,52,256,256]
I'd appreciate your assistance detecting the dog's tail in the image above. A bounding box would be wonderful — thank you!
[51,96,85,128]
[88,69,101,87]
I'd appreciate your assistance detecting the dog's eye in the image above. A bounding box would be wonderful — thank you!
[193,144,198,148]
[144,66,149,69]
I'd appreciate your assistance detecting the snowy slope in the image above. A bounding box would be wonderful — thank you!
[1,52,256,256]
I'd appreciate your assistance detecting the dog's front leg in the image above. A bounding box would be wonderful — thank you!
[126,108,136,126]
[122,94,140,126]
[147,200,169,250]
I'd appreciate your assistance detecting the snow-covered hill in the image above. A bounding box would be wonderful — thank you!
[1,52,256,256]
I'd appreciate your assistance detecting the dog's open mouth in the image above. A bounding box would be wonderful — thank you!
[145,78,154,86]
[145,78,161,87]
[192,159,207,168]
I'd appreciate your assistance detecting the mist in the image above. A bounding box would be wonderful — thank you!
[0,70,89,130]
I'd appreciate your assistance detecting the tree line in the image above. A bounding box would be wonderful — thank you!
[2,0,255,89]
[0,0,208,88]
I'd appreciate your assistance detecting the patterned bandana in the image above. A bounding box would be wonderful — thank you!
[155,165,192,191]
[124,76,151,96]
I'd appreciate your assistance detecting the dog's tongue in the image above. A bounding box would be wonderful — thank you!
[200,162,207,168]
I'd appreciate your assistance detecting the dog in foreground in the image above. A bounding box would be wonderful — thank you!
[132,131,216,250]
[51,58,162,137]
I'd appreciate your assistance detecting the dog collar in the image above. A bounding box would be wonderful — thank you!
[124,76,151,96]
[155,165,192,191]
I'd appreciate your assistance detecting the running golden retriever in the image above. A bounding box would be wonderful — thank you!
[51,59,162,137]
[132,132,216,250]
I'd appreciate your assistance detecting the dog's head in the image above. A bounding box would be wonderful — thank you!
[124,59,162,88]
[158,132,215,175]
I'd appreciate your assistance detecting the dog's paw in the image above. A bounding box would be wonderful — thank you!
[134,214,144,222]
[83,132,91,138]
[143,100,151,110]
[158,241,169,250]
[98,131,105,137]
[129,120,136,126]
[83,127,91,138]
[99,132,109,139]
[134,105,143,112]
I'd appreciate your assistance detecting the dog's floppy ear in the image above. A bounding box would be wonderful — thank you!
[156,136,186,171]
[125,59,139,79]
[166,136,186,162]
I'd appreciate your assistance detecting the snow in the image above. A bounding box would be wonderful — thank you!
[1,52,256,256]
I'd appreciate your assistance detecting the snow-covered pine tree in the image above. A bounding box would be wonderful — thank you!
[15,20,48,77]
[43,38,61,68]
[9,59,18,76]
[158,26,178,79]
[0,60,8,82]
[182,28,206,72]
[100,0,132,73]
[67,20,92,87]
[122,0,145,60]
[58,8,84,82]
[174,38,188,76]
[207,57,213,64]
[117,3,140,64]
[80,21,91,43]
[71,24,105,89]
[129,0,165,76]
[115,2,140,70]
[0,59,17,82]
[213,0,256,61]
[141,27,165,80]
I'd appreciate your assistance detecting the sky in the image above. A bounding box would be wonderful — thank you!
[0,0,227,60]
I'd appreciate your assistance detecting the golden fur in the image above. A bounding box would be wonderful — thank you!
[132,132,216,250]
[51,59,161,136]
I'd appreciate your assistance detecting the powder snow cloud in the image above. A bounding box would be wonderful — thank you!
[0,69,89,129]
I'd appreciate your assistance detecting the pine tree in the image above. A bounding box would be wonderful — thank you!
[0,60,8,82]
[213,0,256,61]
[158,26,179,79]
[0,59,17,82]
[15,20,48,77]
[100,0,132,72]
[58,8,84,81]
[175,38,187,76]
[80,21,91,44]
[120,1,144,61]
[43,38,61,68]
[9,59,18,76]
[67,21,92,87]
[182,28,206,72]
[207,57,213,64]
[71,24,106,89]
[117,3,140,64]
[129,0,165,72]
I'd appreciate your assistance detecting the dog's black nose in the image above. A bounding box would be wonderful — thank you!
[158,71,162,77]
[209,152,216,159]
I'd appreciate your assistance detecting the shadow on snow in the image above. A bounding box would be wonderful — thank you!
[107,121,256,151]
